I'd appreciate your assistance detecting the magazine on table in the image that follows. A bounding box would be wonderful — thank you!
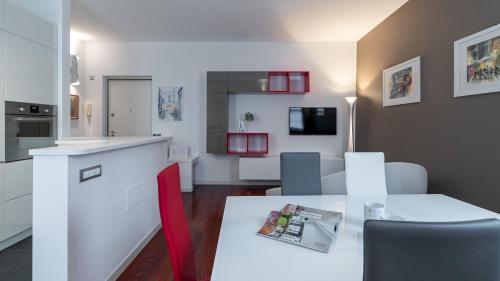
[257,204,343,253]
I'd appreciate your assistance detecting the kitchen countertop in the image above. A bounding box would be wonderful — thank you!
[29,136,172,156]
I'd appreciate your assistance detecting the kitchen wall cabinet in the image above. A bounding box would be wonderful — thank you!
[207,72,229,154]
[5,159,33,201]
[228,72,268,93]
[4,0,57,49]
[5,32,57,105]
[4,194,32,239]
[0,31,4,162]
[0,0,4,30]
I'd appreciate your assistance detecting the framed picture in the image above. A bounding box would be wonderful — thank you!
[383,56,421,107]
[454,24,500,97]
[70,94,79,119]
[158,86,183,121]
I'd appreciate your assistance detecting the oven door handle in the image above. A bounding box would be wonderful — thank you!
[13,116,54,122]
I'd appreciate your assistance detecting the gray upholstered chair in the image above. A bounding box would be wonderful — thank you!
[267,161,428,196]
[363,219,500,281]
[280,152,321,195]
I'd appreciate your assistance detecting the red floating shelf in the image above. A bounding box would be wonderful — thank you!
[268,71,310,93]
[227,132,269,155]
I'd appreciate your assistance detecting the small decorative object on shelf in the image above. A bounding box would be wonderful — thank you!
[238,120,246,132]
[238,112,255,132]
[227,132,269,155]
[244,112,254,122]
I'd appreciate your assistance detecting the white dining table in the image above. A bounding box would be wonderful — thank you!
[210,194,500,281]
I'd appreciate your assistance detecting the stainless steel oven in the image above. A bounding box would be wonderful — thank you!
[5,101,57,162]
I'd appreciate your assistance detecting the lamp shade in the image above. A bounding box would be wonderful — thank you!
[345,96,357,104]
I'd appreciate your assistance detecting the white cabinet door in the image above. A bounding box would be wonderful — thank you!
[0,31,4,162]
[5,159,33,201]
[5,33,57,105]
[4,1,57,49]
[0,164,5,241]
[5,194,32,239]
[0,0,5,30]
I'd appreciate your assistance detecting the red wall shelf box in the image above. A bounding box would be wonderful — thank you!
[268,71,310,93]
[227,133,269,155]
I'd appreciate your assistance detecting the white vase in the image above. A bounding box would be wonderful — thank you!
[238,120,247,132]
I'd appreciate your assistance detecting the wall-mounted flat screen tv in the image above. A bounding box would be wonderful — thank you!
[289,107,337,135]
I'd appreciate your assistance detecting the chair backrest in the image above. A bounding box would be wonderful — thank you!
[385,162,427,194]
[157,163,197,281]
[363,219,500,281]
[344,152,387,195]
[280,152,321,195]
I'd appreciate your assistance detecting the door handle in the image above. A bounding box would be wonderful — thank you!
[110,130,116,137]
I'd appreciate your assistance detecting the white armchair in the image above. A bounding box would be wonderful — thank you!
[267,162,428,196]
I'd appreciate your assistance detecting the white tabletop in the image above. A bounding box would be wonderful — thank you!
[211,194,499,281]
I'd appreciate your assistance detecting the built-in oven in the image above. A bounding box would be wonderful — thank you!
[5,101,57,162]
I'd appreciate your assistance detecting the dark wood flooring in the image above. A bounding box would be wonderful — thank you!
[0,236,32,281]
[117,186,268,281]
[0,186,267,281]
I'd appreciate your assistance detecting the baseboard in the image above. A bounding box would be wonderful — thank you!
[0,229,32,251]
[194,180,280,186]
[105,221,162,281]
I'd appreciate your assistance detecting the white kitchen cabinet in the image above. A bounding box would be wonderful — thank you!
[4,1,57,49]
[0,31,4,162]
[0,0,4,30]
[4,194,32,239]
[5,32,57,105]
[0,163,5,241]
[5,159,33,201]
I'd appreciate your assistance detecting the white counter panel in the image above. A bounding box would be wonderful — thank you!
[33,138,170,281]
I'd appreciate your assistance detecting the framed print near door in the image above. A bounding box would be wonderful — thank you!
[383,56,421,107]
[70,94,79,119]
[454,24,500,97]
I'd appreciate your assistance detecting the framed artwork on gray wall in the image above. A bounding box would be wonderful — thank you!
[383,56,421,107]
[454,24,500,97]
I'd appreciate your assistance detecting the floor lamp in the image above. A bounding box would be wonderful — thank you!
[345,97,357,152]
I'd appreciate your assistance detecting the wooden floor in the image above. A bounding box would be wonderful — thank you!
[117,186,268,281]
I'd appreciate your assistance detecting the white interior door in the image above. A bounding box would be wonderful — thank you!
[108,79,152,137]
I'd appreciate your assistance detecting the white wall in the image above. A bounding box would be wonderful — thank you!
[82,41,357,184]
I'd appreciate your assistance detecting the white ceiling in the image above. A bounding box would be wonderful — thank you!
[71,0,408,42]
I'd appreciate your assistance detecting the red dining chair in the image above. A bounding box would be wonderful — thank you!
[157,163,210,281]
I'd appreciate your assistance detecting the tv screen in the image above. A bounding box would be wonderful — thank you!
[289,107,337,135]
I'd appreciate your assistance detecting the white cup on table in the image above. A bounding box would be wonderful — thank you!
[364,202,385,220]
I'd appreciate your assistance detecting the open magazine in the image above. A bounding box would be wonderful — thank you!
[257,204,342,253]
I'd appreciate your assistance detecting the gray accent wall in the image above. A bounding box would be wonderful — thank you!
[356,0,500,212]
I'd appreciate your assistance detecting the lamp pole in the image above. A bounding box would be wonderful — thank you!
[345,97,357,152]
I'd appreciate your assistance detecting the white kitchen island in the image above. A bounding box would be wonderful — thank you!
[29,136,172,281]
